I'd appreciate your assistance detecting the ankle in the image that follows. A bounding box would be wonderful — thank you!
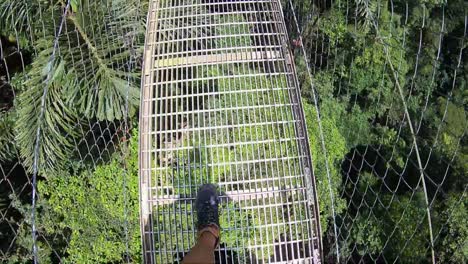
[198,225,220,249]
[200,232,216,244]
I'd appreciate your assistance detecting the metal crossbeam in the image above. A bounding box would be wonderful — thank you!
[156,51,283,68]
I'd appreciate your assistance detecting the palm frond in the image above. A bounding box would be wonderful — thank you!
[0,1,35,34]
[61,0,144,121]
[0,195,8,213]
[11,0,145,172]
[355,0,378,30]
[0,0,57,45]
[15,39,79,173]
[0,110,16,162]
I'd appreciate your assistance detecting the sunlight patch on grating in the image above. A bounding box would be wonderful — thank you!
[139,0,321,262]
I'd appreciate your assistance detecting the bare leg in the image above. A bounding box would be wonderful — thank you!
[182,226,219,264]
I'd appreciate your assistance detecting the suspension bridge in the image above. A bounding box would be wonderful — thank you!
[139,0,321,262]
[0,0,465,263]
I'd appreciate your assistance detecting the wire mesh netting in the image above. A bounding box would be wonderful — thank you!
[1,0,146,262]
[139,0,321,262]
[0,0,466,263]
[284,0,467,263]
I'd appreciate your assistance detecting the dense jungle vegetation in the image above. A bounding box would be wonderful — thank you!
[285,0,467,262]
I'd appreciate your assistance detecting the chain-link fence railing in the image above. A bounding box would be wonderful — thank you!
[285,0,466,263]
[1,1,146,262]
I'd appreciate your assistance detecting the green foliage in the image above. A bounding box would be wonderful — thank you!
[349,33,409,121]
[8,130,141,263]
[219,202,254,249]
[4,0,145,173]
[303,100,347,234]
[353,0,380,30]
[0,111,16,161]
[63,0,142,121]
[350,212,383,256]
[4,192,62,264]
[15,44,79,172]
[316,8,347,42]
[292,0,467,261]
[351,191,430,262]
[350,173,386,256]
[43,130,140,263]
[383,193,430,262]
[0,0,54,46]
[436,97,467,154]
[438,193,468,263]
[215,14,252,48]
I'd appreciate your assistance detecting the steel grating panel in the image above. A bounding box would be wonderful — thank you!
[139,0,322,262]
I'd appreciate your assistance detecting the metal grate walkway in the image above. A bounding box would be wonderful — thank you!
[139,0,321,262]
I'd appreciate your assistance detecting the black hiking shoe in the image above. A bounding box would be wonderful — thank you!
[195,184,220,248]
[195,184,220,231]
